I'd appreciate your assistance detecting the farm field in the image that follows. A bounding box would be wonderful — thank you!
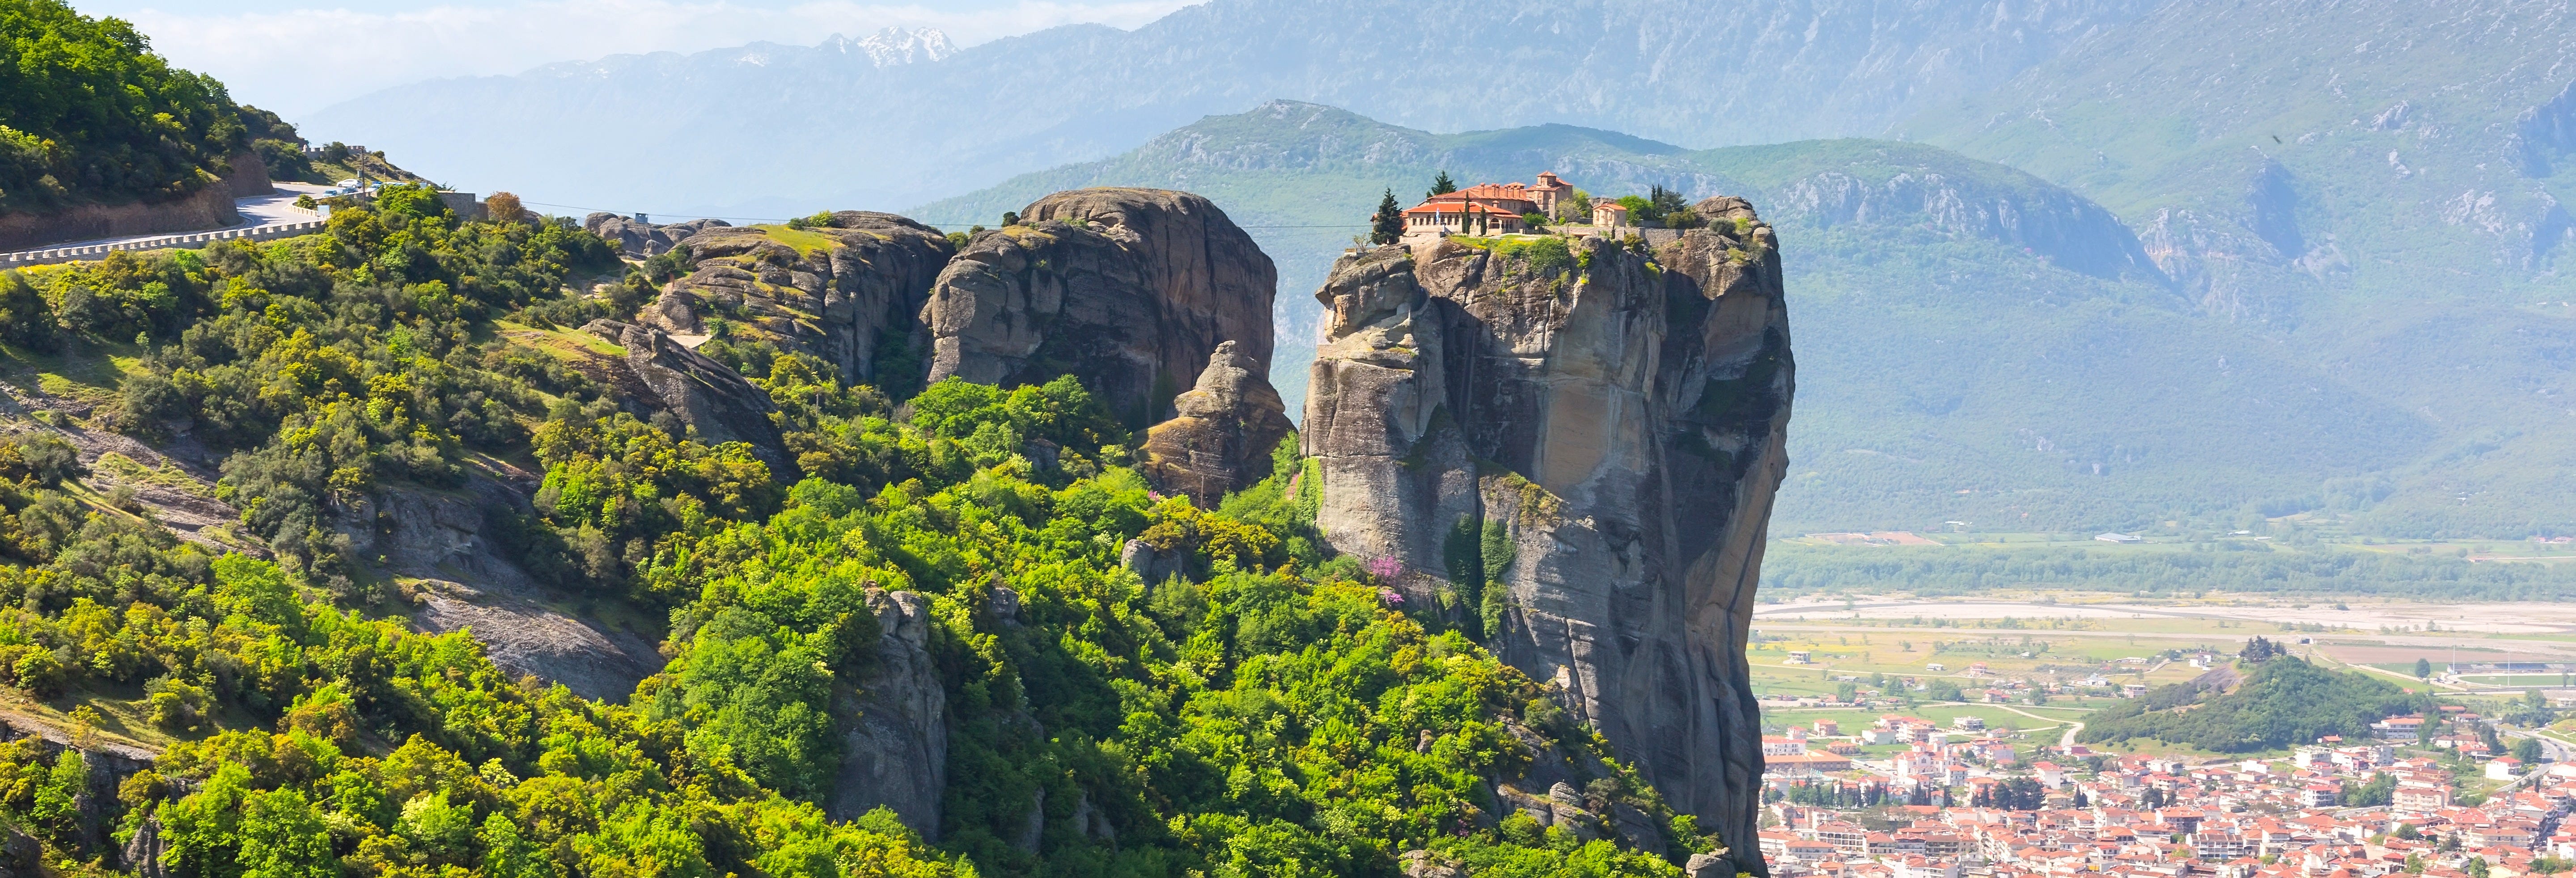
[1747,591,2576,760]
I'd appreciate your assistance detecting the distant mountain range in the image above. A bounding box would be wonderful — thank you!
[307,0,2576,538]
[304,0,2159,215]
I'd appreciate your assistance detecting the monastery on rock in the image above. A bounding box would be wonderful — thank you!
[1399,172,1634,240]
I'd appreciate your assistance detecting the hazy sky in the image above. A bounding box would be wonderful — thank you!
[71,0,1193,117]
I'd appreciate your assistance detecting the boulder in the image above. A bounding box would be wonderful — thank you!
[1689,852,1737,878]
[580,320,795,478]
[827,588,948,839]
[1548,781,1584,807]
[1614,802,1666,853]
[583,213,730,258]
[1120,538,1186,587]
[1139,340,1293,507]
[921,188,1275,430]
[1302,200,1792,876]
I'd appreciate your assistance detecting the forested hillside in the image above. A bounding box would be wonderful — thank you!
[0,185,1712,875]
[0,0,314,212]
[2079,656,2432,753]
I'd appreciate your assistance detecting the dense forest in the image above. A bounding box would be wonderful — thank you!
[0,181,1715,876]
[0,0,313,211]
[2077,657,2433,752]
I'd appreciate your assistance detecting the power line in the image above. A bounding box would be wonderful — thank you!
[519,199,1372,230]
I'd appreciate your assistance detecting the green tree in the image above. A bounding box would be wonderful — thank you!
[1370,188,1404,245]
[29,750,83,843]
[2415,657,2433,678]
[0,0,285,210]
[2512,736,2544,765]
[240,788,335,878]
[1427,170,1457,198]
[1648,185,1686,221]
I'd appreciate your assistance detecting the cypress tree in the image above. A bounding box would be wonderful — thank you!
[1427,170,1457,198]
[1369,188,1404,245]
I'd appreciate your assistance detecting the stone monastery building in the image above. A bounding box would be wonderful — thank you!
[1399,172,1634,238]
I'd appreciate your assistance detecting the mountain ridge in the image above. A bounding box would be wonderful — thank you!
[301,0,2164,215]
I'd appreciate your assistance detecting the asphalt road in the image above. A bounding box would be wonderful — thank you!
[4,182,330,255]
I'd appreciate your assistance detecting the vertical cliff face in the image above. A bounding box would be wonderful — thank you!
[921,188,1276,430]
[1305,199,1792,875]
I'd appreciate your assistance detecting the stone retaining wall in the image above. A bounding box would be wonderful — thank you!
[0,152,274,252]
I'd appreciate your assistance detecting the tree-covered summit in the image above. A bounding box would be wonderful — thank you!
[0,0,309,211]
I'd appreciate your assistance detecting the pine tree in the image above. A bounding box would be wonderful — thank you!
[1370,189,1403,245]
[1428,170,1457,198]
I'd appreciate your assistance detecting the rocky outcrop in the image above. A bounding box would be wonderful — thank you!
[578,320,794,477]
[121,815,165,878]
[1303,198,1792,876]
[921,188,1275,429]
[0,720,156,860]
[1400,849,1463,878]
[583,213,731,258]
[827,587,947,838]
[647,213,953,388]
[338,480,667,701]
[1138,340,1293,507]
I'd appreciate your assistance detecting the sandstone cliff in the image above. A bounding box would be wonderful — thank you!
[1304,199,1792,875]
[1138,340,1293,508]
[920,188,1275,430]
[826,587,947,838]
[646,212,954,389]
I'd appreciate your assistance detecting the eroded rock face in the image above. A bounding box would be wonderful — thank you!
[828,588,947,838]
[647,212,954,388]
[921,188,1275,429]
[1303,198,1792,876]
[338,481,667,701]
[119,816,161,878]
[580,320,795,477]
[1138,340,1293,507]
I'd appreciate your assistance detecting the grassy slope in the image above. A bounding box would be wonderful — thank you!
[915,103,2437,536]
